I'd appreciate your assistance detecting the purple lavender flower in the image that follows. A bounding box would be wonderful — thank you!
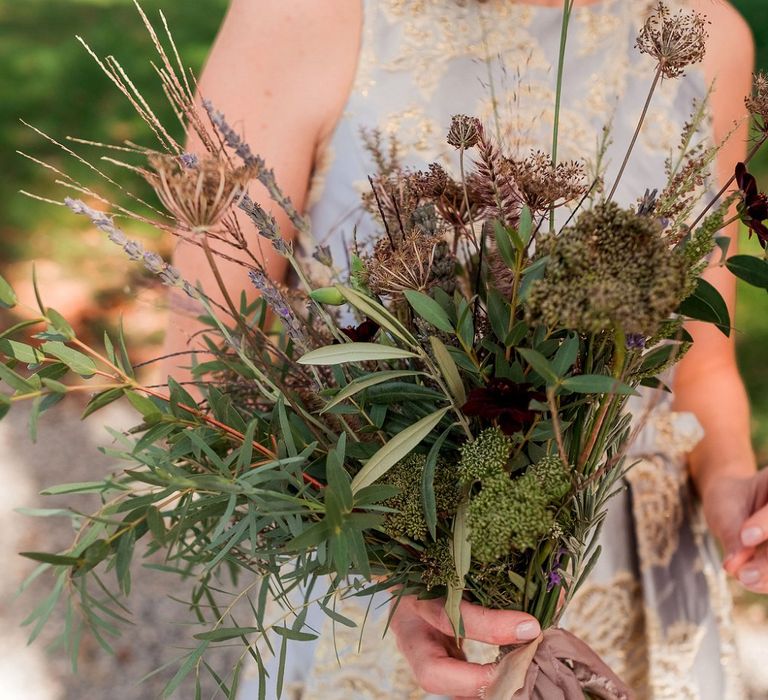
[546,569,563,592]
[546,546,567,592]
[248,270,306,346]
[240,194,287,254]
[179,152,199,169]
[626,333,647,350]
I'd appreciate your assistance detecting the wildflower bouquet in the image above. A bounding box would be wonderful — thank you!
[5,2,768,698]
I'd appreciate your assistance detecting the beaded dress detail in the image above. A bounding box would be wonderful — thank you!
[242,2,743,698]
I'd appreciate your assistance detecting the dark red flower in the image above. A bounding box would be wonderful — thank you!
[340,319,380,343]
[735,162,768,248]
[462,378,544,435]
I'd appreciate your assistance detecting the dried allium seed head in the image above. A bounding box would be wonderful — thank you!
[408,163,450,198]
[143,152,255,229]
[447,114,482,149]
[746,72,768,128]
[635,2,708,79]
[507,151,587,212]
[366,228,456,299]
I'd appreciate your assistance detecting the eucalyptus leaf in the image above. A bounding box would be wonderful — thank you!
[40,341,97,377]
[299,343,418,365]
[429,336,466,406]
[351,407,449,493]
[517,348,559,385]
[0,339,44,365]
[404,290,454,333]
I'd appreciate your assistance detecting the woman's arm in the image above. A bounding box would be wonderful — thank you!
[161,0,361,382]
[674,1,765,586]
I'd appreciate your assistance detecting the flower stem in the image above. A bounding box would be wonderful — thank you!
[608,66,662,202]
[549,0,574,232]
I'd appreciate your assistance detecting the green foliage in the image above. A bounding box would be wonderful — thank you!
[382,453,459,541]
[457,427,513,483]
[466,455,570,563]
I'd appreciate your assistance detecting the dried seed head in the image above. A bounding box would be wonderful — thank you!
[143,152,255,229]
[526,201,688,337]
[635,3,708,79]
[447,114,482,149]
[746,72,768,129]
[507,151,587,213]
[366,228,456,299]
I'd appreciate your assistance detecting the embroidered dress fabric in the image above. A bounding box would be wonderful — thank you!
[240,1,744,698]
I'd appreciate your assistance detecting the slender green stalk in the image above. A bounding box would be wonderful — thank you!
[549,0,574,232]
[607,67,662,202]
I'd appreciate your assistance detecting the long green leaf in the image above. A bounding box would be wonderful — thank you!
[350,407,449,493]
[561,374,637,395]
[446,501,471,639]
[337,286,417,346]
[40,341,97,377]
[404,290,454,333]
[429,336,466,405]
[321,370,423,412]
[422,424,454,540]
[298,343,418,366]
[0,274,17,309]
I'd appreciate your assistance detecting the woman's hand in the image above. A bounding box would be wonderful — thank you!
[701,469,768,592]
[389,594,540,699]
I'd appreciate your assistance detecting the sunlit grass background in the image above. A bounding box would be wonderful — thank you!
[0,0,766,460]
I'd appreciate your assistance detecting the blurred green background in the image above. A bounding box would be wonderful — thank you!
[0,0,766,459]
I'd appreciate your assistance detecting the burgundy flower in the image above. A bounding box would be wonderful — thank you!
[340,319,380,343]
[462,378,544,435]
[735,162,768,248]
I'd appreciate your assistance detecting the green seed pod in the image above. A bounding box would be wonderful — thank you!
[310,287,345,306]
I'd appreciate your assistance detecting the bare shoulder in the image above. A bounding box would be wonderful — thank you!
[684,1,754,146]
[199,0,362,145]
[691,0,754,81]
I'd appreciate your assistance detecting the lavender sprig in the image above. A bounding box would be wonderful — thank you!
[248,269,306,347]
[64,197,198,300]
[203,100,311,238]
[239,194,288,255]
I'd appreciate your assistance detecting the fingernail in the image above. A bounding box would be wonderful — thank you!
[741,527,764,547]
[739,567,761,586]
[516,621,541,641]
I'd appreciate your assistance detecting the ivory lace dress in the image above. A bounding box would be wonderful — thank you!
[241,1,744,698]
